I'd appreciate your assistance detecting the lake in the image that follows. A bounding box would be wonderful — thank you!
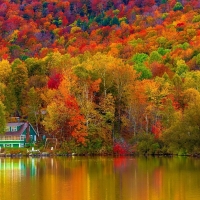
[0,156,200,200]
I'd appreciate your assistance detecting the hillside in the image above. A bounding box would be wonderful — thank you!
[0,0,200,155]
[0,0,199,61]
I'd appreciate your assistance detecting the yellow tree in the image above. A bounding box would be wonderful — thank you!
[172,74,184,109]
[125,80,148,136]
[108,59,138,135]
[81,53,138,137]
[0,60,12,114]
[0,60,11,84]
[78,52,116,98]
[72,65,107,146]
[143,78,169,134]
[97,93,115,144]
[183,71,200,92]
[0,101,6,134]
[43,69,87,144]
[71,53,115,143]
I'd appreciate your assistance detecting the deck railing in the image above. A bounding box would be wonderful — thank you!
[0,136,26,141]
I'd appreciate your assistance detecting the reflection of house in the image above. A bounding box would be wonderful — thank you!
[0,122,37,148]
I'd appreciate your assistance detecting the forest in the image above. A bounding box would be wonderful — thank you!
[0,0,200,155]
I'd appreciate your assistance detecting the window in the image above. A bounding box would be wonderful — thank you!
[20,144,24,147]
[11,126,18,132]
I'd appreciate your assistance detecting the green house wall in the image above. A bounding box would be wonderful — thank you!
[0,140,24,148]
[21,126,37,138]
[0,123,37,148]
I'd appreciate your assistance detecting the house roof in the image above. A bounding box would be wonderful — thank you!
[5,122,29,136]
[7,122,25,127]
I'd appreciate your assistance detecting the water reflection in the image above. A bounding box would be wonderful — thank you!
[0,156,200,200]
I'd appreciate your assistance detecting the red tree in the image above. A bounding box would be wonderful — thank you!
[48,72,63,89]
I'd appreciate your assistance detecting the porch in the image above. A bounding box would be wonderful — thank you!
[0,136,26,148]
[0,136,26,141]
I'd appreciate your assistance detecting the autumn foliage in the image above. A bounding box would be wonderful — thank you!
[65,95,87,144]
[48,72,63,89]
[113,143,128,155]
[1,0,200,154]
[151,121,162,139]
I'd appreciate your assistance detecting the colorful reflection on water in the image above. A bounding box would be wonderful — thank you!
[0,156,200,200]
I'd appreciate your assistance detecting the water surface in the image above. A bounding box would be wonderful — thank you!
[0,156,200,200]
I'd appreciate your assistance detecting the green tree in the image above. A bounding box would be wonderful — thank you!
[176,59,189,77]
[11,60,28,114]
[149,51,162,64]
[173,2,183,11]
[156,36,167,48]
[160,98,175,128]
[0,82,5,102]
[102,17,111,26]
[162,89,200,154]
[27,87,42,135]
[110,16,120,26]
[0,101,6,134]
[157,47,170,56]
[25,57,46,76]
[172,74,184,108]
[132,53,149,64]
[196,53,200,66]
[3,82,17,116]
[134,64,152,80]
[162,112,186,154]
[161,0,167,4]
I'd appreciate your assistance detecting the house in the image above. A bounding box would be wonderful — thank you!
[0,122,38,148]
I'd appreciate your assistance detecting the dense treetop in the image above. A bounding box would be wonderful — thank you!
[0,0,200,154]
[0,0,199,62]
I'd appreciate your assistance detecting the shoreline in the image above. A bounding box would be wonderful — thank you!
[0,152,200,158]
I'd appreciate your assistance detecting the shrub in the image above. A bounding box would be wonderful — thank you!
[113,143,127,155]
[86,138,103,154]
[131,133,161,155]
